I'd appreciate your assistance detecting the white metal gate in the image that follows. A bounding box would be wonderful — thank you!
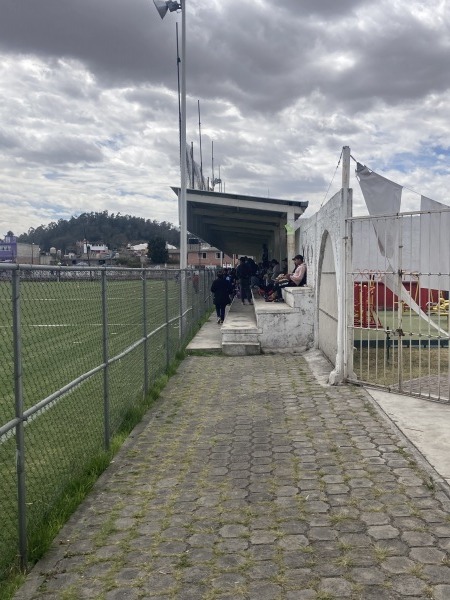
[347,209,450,402]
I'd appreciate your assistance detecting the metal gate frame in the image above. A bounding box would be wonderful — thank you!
[346,209,450,403]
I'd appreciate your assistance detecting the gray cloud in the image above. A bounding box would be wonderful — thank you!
[1,0,450,236]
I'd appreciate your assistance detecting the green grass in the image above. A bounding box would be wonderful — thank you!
[353,308,449,341]
[352,309,449,389]
[0,271,214,595]
[353,345,449,388]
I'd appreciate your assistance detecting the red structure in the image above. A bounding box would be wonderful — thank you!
[354,282,382,328]
[358,282,441,312]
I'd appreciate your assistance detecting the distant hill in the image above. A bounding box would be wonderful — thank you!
[17,211,180,252]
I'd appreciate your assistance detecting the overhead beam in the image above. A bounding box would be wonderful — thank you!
[190,206,284,224]
[200,218,277,231]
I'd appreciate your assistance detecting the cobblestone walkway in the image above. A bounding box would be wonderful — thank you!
[15,355,450,600]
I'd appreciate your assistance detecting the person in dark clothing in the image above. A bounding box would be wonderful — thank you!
[211,271,233,324]
[236,257,253,304]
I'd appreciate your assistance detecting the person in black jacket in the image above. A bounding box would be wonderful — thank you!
[236,256,253,305]
[211,271,233,324]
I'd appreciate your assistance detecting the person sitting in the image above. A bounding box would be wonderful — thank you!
[261,259,281,295]
[266,255,307,302]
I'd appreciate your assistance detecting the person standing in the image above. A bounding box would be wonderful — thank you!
[236,256,253,304]
[211,271,232,324]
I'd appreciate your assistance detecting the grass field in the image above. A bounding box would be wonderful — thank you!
[352,309,450,393]
[0,271,214,588]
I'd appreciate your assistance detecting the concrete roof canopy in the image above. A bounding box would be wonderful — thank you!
[172,188,308,259]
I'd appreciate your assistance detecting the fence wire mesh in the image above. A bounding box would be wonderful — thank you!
[0,265,214,580]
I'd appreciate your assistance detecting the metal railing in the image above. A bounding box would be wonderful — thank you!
[347,210,450,402]
[0,264,215,578]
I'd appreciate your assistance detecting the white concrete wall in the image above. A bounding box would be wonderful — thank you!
[317,232,338,365]
[253,287,314,352]
[298,189,352,382]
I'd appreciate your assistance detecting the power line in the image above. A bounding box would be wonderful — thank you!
[320,149,343,208]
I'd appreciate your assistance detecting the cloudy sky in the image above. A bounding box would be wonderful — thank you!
[1,0,449,238]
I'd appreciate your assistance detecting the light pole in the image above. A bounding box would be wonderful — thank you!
[153,0,187,270]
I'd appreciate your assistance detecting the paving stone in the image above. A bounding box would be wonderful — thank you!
[361,512,390,525]
[286,591,316,600]
[216,538,249,553]
[247,581,282,599]
[390,575,427,595]
[438,538,450,551]
[319,577,353,596]
[105,589,140,600]
[368,525,400,540]
[353,587,404,600]
[350,566,386,584]
[250,530,277,545]
[422,565,450,583]
[180,566,211,584]
[410,546,446,564]
[432,525,450,537]
[381,556,416,573]
[308,527,337,541]
[278,534,309,550]
[314,562,344,577]
[219,524,248,538]
[278,520,308,535]
[340,532,373,547]
[421,509,448,523]
[433,584,450,600]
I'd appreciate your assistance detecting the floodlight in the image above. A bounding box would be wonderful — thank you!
[153,0,181,19]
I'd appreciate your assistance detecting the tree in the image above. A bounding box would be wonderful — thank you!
[148,237,168,264]
[16,211,180,251]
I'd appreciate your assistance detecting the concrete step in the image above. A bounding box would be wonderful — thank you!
[222,330,260,344]
[220,297,260,355]
[222,341,261,356]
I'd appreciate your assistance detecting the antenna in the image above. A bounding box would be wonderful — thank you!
[211,141,223,191]
[211,140,214,189]
[190,142,194,188]
[198,100,204,190]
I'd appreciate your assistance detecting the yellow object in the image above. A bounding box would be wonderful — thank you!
[427,298,449,315]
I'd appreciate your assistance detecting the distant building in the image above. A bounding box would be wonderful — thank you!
[74,240,112,265]
[167,241,233,268]
[0,235,40,264]
[0,234,16,262]
[187,240,233,268]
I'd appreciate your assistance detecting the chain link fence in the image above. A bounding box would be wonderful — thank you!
[0,264,215,580]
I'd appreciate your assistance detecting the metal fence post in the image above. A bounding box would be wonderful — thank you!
[397,221,404,392]
[165,269,170,369]
[101,269,110,450]
[12,267,27,569]
[179,269,184,345]
[142,269,149,397]
[203,270,207,311]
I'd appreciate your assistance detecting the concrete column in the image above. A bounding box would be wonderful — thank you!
[276,224,284,262]
[286,209,296,262]
[329,146,352,385]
